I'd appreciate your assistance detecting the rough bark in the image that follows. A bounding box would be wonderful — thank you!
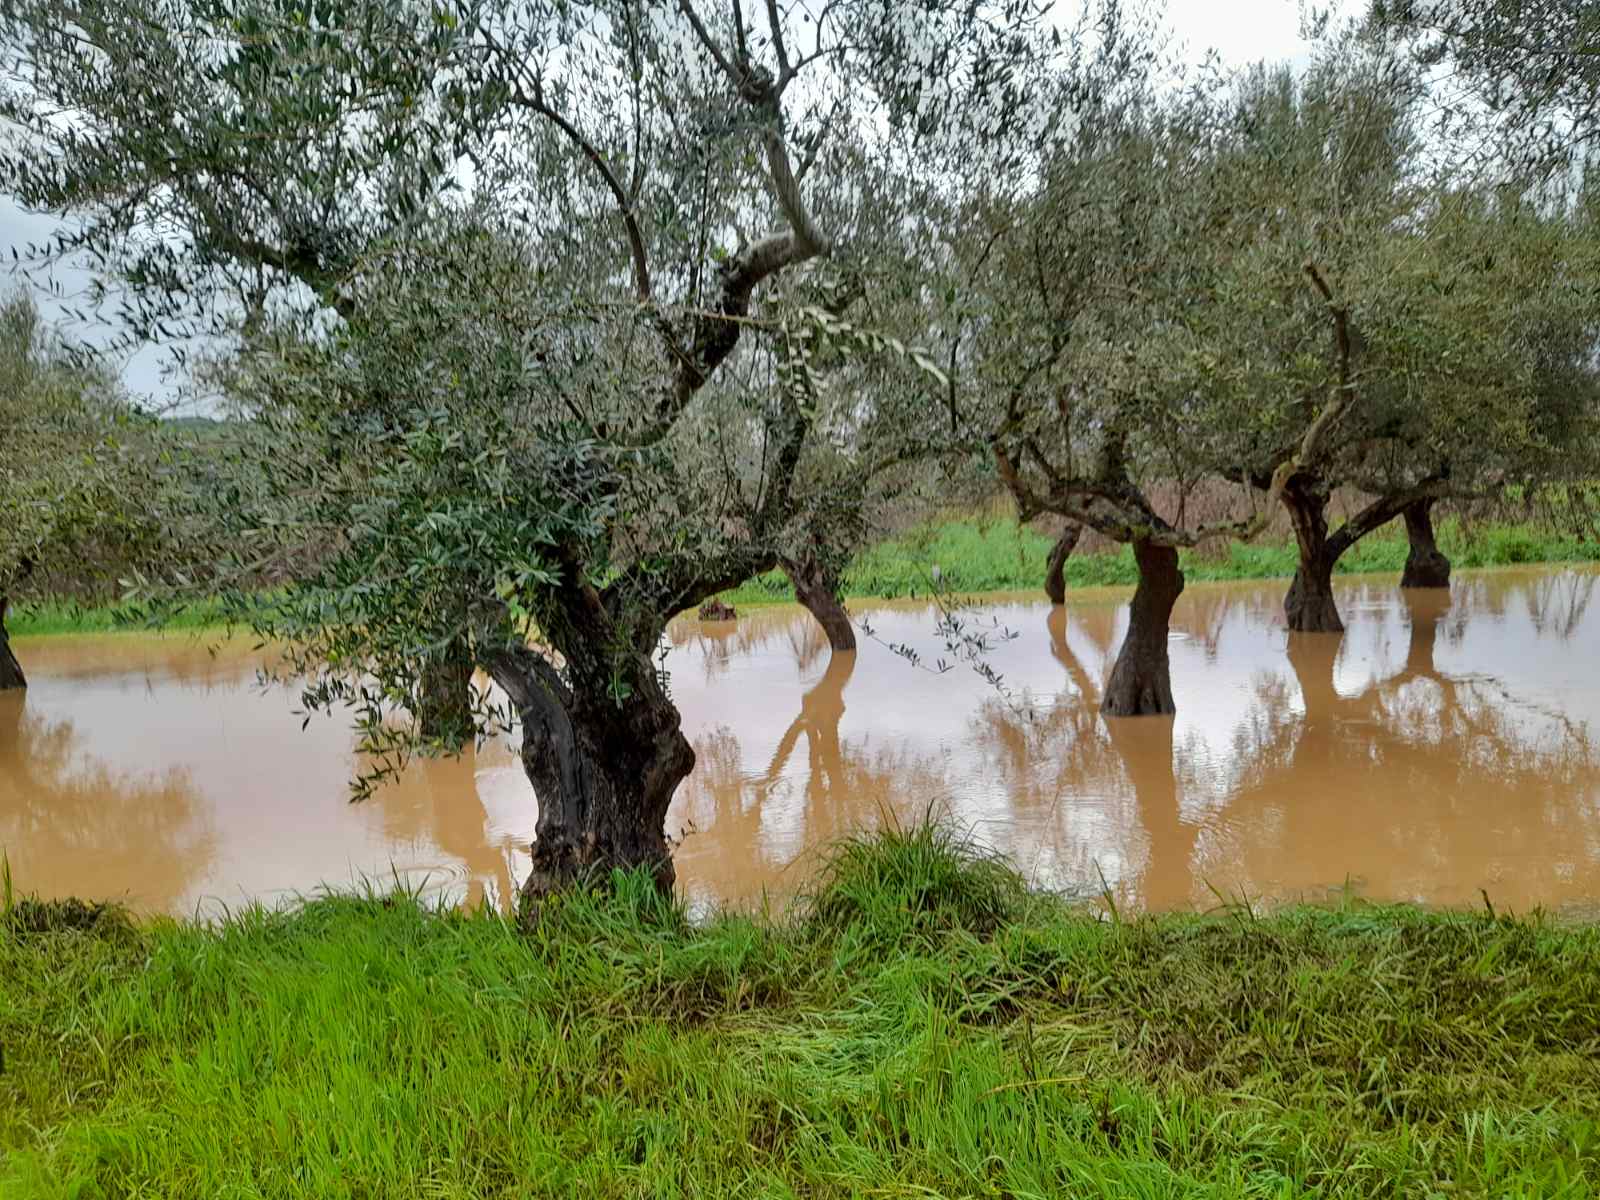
[1044,523,1083,605]
[783,553,855,652]
[484,603,694,902]
[416,639,473,746]
[1400,498,1451,589]
[0,598,24,691]
[1102,540,1184,717]
[1281,482,1346,634]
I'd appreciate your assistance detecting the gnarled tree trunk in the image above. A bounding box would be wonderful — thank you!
[1281,481,1345,634]
[1102,540,1184,717]
[416,638,474,747]
[783,552,855,652]
[485,608,693,901]
[1044,523,1082,605]
[1400,498,1451,589]
[0,598,24,691]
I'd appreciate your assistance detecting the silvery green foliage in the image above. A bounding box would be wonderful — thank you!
[0,292,170,607]
[0,0,1063,784]
[968,34,1600,546]
[1365,0,1600,177]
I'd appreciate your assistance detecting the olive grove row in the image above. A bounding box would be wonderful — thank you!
[2,0,1596,894]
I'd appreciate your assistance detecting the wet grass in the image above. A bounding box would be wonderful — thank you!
[5,827,1600,1197]
[719,514,1600,606]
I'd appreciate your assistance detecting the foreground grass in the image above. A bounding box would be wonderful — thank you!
[5,829,1600,1198]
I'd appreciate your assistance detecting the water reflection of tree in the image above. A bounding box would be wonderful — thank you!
[674,645,951,897]
[969,607,1200,909]
[0,692,216,911]
[371,750,519,910]
[1215,587,1600,908]
[666,608,830,684]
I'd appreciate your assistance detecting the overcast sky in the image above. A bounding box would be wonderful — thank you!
[0,0,1340,409]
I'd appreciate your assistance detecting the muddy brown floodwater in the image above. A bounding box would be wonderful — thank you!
[3,566,1598,918]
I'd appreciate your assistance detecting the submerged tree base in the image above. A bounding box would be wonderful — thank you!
[0,601,24,690]
[1284,562,1345,633]
[8,826,1600,1197]
[0,639,22,690]
[1044,523,1083,605]
[1101,541,1184,716]
[1401,498,1452,589]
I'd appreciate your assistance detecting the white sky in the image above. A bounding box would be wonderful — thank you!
[0,0,1340,408]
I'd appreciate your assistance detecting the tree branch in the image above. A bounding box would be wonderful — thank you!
[765,0,793,87]
[499,59,652,302]
[1258,262,1359,520]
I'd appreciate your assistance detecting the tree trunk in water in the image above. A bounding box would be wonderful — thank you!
[416,640,473,747]
[783,553,855,652]
[486,625,694,901]
[1281,484,1345,634]
[0,598,24,691]
[1101,541,1184,717]
[1044,523,1083,605]
[1400,499,1451,589]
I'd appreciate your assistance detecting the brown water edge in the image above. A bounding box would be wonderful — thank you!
[3,565,1598,919]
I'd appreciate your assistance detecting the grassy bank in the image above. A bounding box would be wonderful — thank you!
[11,516,1598,635]
[7,596,232,638]
[721,515,1600,608]
[5,829,1600,1197]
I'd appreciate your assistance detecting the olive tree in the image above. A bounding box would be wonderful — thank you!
[963,72,1274,715]
[1365,0,1600,173]
[0,292,172,688]
[1161,56,1600,630]
[1,0,1052,894]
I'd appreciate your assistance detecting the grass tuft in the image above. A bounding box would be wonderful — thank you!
[2,896,129,937]
[802,819,1028,947]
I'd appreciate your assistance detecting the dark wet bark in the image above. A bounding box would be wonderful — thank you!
[0,598,24,691]
[1400,499,1451,589]
[1102,540,1184,717]
[416,639,474,747]
[484,601,693,902]
[1281,481,1346,634]
[1044,523,1082,605]
[783,552,855,652]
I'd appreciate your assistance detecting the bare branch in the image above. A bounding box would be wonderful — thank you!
[677,0,742,88]
[501,65,653,302]
[766,0,793,86]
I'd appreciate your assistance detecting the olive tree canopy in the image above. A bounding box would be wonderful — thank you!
[0,0,1059,895]
[0,292,178,688]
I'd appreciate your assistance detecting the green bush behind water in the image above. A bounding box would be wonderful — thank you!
[5,827,1600,1198]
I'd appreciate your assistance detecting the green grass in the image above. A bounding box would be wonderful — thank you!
[5,828,1600,1197]
[7,595,234,638]
[12,516,1598,635]
[719,513,1600,606]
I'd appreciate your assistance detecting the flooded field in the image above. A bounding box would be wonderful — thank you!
[3,566,1598,917]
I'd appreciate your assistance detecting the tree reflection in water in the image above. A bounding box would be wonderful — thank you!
[966,572,1600,913]
[0,690,217,912]
[8,569,1599,915]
